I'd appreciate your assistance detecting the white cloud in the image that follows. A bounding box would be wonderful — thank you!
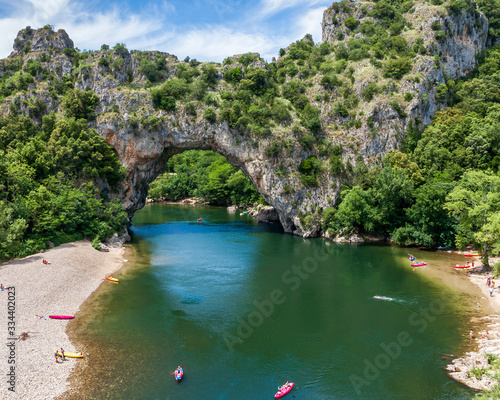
[0,0,171,57]
[295,6,328,43]
[167,26,285,62]
[258,0,329,18]
[0,0,331,63]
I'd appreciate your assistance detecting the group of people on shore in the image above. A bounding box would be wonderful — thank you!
[54,348,65,363]
[487,277,496,297]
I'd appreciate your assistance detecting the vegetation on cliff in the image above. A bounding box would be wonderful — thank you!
[322,45,500,265]
[0,108,127,259]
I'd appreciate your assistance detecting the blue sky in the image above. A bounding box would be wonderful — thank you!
[0,0,334,62]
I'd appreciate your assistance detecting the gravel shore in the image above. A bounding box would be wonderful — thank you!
[0,241,125,400]
[445,257,500,392]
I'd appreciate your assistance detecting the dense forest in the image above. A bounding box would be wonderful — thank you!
[0,106,128,259]
[148,150,265,207]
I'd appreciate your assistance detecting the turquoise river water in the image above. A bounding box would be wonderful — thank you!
[69,204,477,399]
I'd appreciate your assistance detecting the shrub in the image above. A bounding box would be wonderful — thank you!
[431,21,442,31]
[300,133,315,149]
[201,64,219,87]
[436,83,448,101]
[139,58,164,82]
[223,67,243,84]
[298,156,321,186]
[320,73,342,90]
[185,102,197,116]
[26,59,42,76]
[383,58,412,79]
[151,78,190,111]
[113,43,128,54]
[435,30,445,41]
[203,107,217,124]
[61,89,99,120]
[265,141,280,157]
[361,83,380,101]
[238,53,257,66]
[344,17,359,31]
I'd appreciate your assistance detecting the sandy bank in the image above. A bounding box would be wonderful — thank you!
[0,241,125,400]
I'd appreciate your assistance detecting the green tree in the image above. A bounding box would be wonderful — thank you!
[444,170,500,268]
[61,89,99,120]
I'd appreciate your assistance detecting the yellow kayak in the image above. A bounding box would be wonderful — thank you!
[57,351,84,358]
[105,276,119,282]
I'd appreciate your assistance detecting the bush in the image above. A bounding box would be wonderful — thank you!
[361,83,380,101]
[265,141,280,157]
[404,92,414,102]
[300,134,315,149]
[151,78,190,111]
[383,58,412,79]
[431,21,442,31]
[61,89,99,120]
[344,17,359,31]
[238,53,257,67]
[203,107,217,124]
[223,67,243,84]
[113,43,128,54]
[436,83,448,101]
[320,73,342,90]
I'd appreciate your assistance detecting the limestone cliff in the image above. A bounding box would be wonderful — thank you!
[0,1,490,239]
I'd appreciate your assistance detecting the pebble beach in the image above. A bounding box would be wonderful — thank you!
[0,241,125,400]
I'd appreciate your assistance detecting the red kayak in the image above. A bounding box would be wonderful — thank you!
[49,315,75,319]
[197,218,203,221]
[411,262,427,267]
[275,383,294,398]
[453,265,470,269]
[464,253,480,257]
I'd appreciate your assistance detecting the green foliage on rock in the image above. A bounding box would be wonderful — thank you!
[62,89,99,120]
[0,111,127,260]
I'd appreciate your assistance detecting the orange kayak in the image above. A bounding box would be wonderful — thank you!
[105,276,119,282]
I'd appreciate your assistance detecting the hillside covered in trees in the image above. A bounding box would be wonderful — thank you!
[1,0,500,263]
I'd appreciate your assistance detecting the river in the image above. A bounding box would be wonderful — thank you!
[68,204,476,399]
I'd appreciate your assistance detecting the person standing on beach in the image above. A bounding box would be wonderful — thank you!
[487,277,491,286]
[491,287,494,297]
[60,348,65,361]
[470,330,474,340]
[54,350,59,363]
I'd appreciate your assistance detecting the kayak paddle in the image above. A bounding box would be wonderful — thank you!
[170,366,184,375]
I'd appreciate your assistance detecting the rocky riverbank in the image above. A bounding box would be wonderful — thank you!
[445,261,500,395]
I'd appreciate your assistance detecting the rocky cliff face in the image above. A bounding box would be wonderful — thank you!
[0,1,490,239]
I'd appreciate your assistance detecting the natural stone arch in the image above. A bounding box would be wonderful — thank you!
[103,119,303,234]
